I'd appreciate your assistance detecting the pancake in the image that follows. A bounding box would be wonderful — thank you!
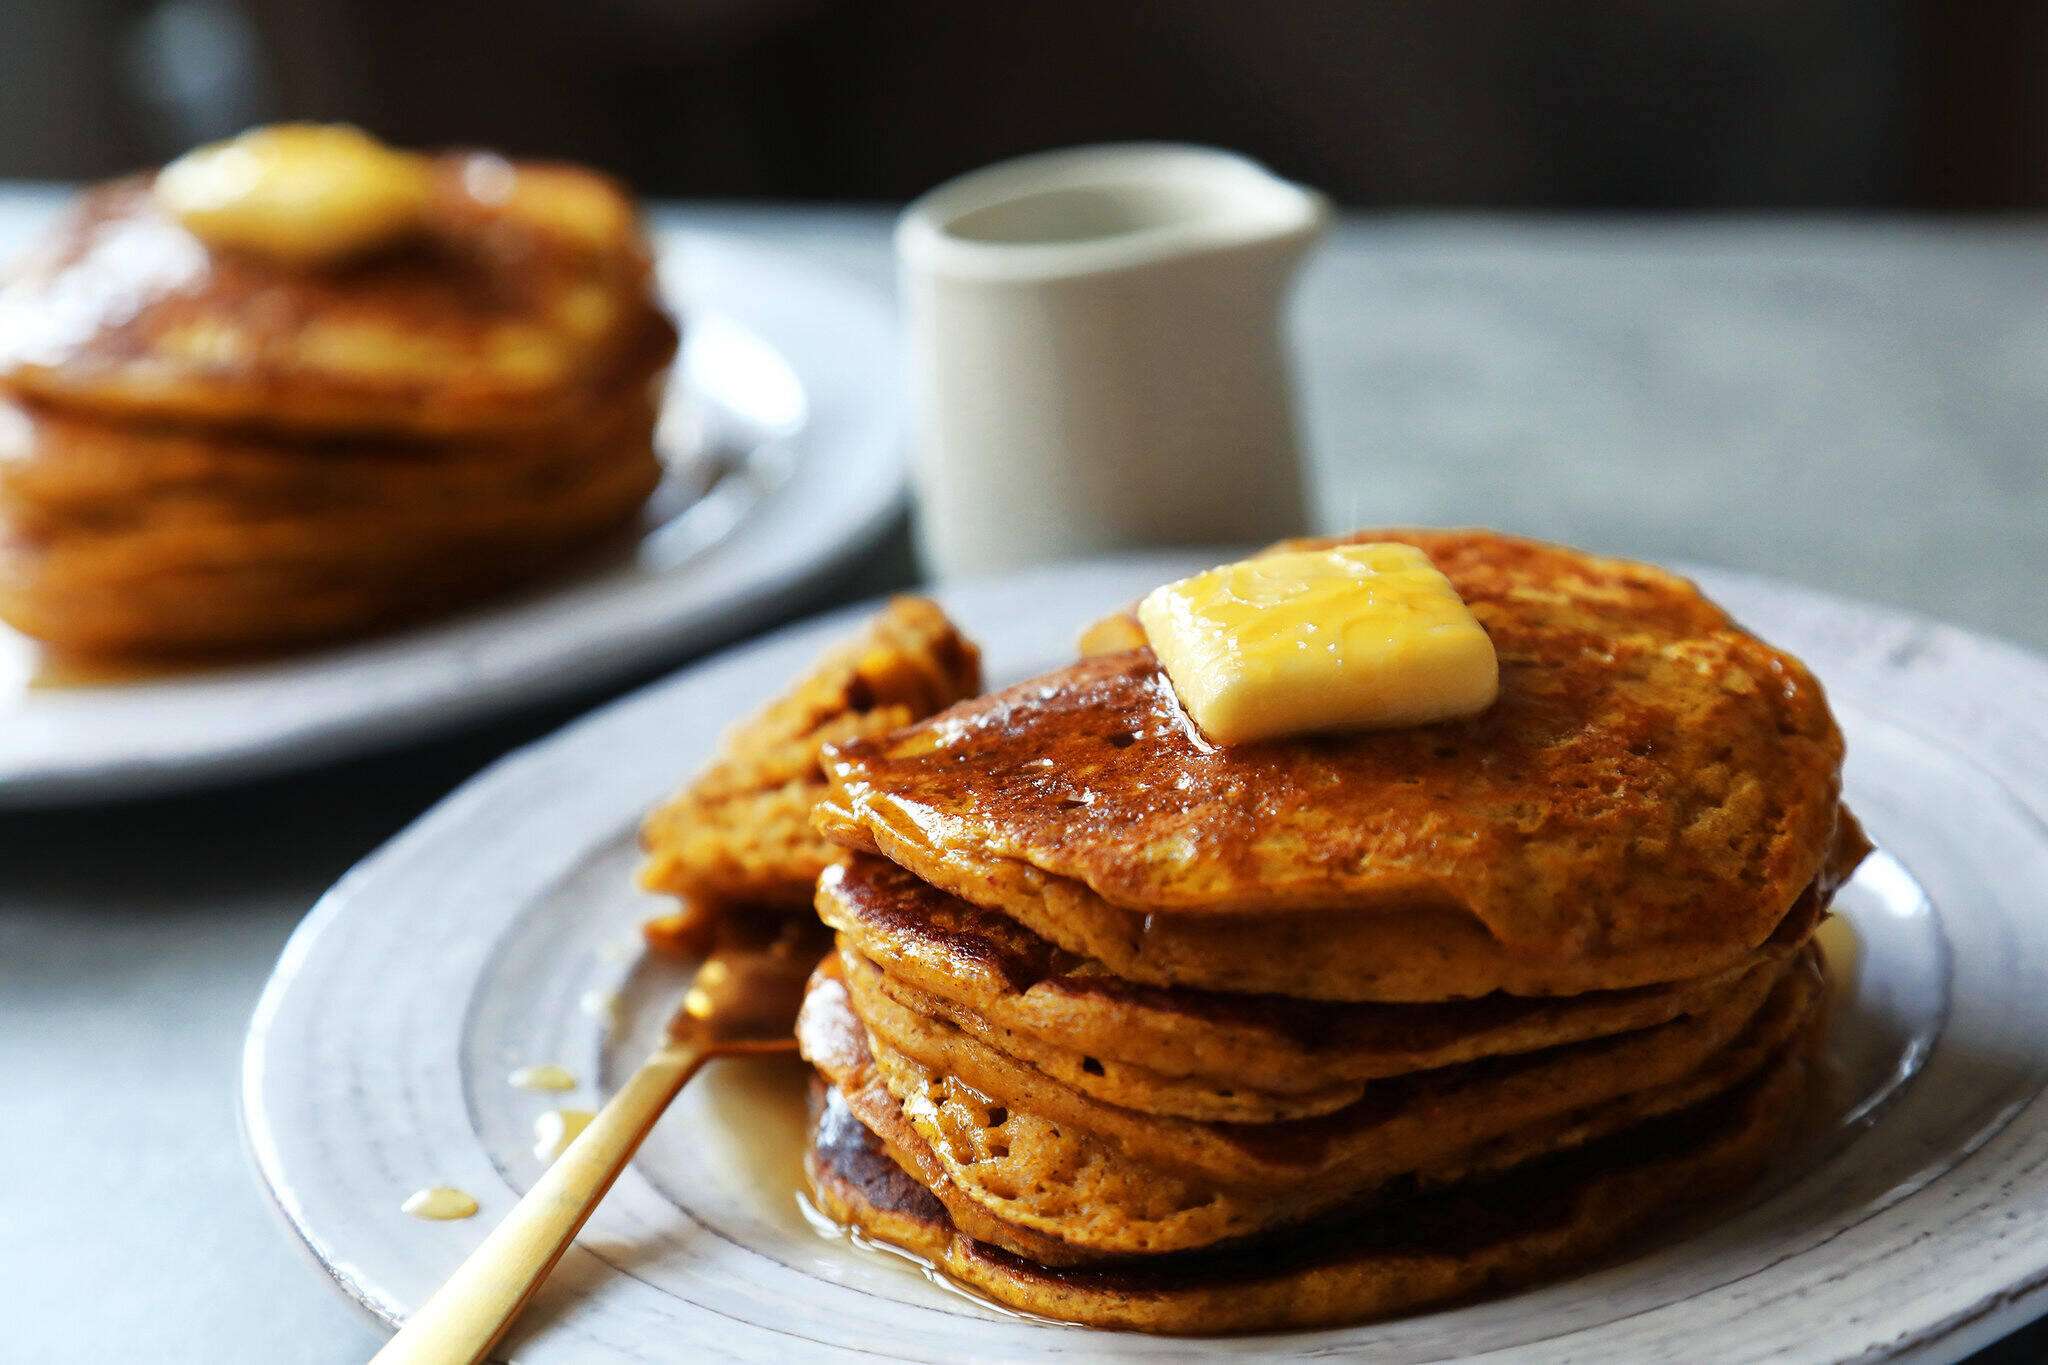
[0,164,671,439]
[818,529,1865,1001]
[0,327,666,536]
[840,937,1786,1123]
[638,597,982,915]
[805,1030,1811,1334]
[819,852,1817,1100]
[819,796,1860,1001]
[859,947,1802,1191]
[0,413,661,654]
[0,517,650,653]
[0,382,660,551]
[799,950,1819,1261]
[1,432,658,576]
[841,945,1365,1122]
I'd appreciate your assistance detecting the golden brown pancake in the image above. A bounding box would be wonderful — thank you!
[840,939,1793,1126]
[805,1033,1811,1334]
[0,509,651,654]
[0,333,665,533]
[823,808,1863,1004]
[2,433,658,577]
[637,598,982,949]
[0,164,671,439]
[819,852,1816,1103]
[0,384,660,546]
[819,529,1864,1001]
[839,945,1368,1122]
[860,948,1800,1192]
[799,951,1819,1261]
[0,399,663,654]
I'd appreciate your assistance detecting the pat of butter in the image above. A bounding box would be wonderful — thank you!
[154,124,432,267]
[1137,542,1498,744]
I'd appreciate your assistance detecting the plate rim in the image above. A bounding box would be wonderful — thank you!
[240,551,2048,1363]
[0,227,905,808]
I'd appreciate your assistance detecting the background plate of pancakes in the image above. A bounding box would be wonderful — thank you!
[244,552,2048,1362]
[0,216,904,806]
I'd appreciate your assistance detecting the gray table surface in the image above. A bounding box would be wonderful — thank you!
[2,192,2044,1363]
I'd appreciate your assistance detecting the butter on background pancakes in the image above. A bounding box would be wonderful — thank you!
[0,126,676,656]
[790,527,1868,1332]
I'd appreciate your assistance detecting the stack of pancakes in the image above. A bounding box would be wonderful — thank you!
[797,529,1869,1332]
[0,153,675,656]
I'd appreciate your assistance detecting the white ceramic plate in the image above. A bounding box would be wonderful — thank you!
[0,228,903,806]
[242,554,2048,1363]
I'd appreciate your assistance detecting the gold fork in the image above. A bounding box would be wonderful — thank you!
[371,914,830,1365]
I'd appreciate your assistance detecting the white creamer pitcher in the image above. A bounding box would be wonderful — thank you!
[896,144,1329,578]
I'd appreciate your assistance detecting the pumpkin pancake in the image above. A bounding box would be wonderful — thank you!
[0,385,659,548]
[0,163,670,439]
[839,941,1787,1124]
[0,415,661,654]
[818,852,1820,1103]
[636,597,981,953]
[858,948,1802,1192]
[799,951,1820,1261]
[0,327,666,537]
[2,428,659,576]
[839,945,1366,1122]
[818,529,1864,1001]
[805,1030,1812,1334]
[0,512,650,653]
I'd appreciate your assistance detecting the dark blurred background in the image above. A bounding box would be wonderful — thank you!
[3,0,2044,207]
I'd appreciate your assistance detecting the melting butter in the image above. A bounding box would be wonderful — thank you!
[508,1063,577,1093]
[532,1108,596,1163]
[401,1186,478,1220]
[1138,542,1499,745]
[155,124,432,267]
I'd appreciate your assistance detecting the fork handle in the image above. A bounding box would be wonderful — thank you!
[370,1039,710,1365]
